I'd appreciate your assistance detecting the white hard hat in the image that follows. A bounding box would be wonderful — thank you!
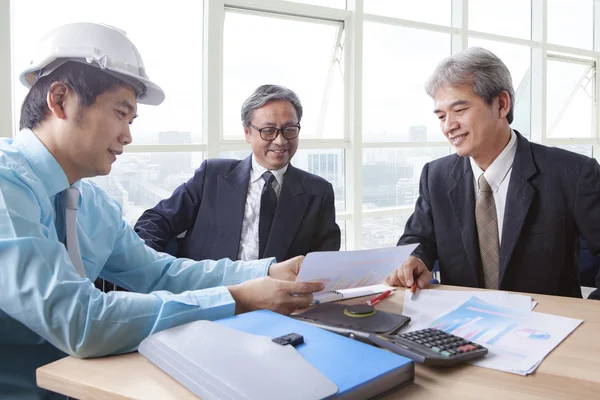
[19,22,165,105]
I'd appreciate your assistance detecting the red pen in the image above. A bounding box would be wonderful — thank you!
[409,283,417,300]
[366,290,392,306]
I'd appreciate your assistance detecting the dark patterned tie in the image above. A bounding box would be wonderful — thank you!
[475,175,500,289]
[258,171,278,258]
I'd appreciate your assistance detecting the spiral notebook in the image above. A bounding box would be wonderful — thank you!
[314,284,394,304]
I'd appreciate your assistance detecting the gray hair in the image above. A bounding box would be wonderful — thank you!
[241,84,303,127]
[425,47,515,124]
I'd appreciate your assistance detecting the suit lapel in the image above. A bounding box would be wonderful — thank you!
[216,156,251,260]
[499,132,537,285]
[447,156,483,285]
[265,165,309,262]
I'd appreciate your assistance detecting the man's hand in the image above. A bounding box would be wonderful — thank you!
[385,255,432,289]
[268,255,304,282]
[228,277,324,315]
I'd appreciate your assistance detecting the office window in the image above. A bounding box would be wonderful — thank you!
[363,23,450,143]
[282,0,346,8]
[364,0,451,26]
[363,214,410,250]
[223,10,344,140]
[546,58,595,139]
[294,149,345,212]
[547,0,593,50]
[220,151,252,160]
[469,0,531,40]
[338,221,347,251]
[8,0,600,252]
[11,0,203,144]
[468,39,531,138]
[92,152,204,226]
[555,145,593,158]
[362,147,449,210]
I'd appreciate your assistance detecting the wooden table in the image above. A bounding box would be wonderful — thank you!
[37,285,600,399]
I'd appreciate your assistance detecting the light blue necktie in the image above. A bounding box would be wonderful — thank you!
[62,187,86,278]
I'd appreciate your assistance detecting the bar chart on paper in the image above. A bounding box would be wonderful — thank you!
[432,316,525,346]
[513,329,551,340]
[430,297,530,346]
[428,296,582,375]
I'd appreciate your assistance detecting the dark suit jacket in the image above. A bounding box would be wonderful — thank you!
[398,131,600,299]
[135,156,341,262]
[580,238,600,287]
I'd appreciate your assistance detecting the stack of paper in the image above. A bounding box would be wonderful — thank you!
[402,290,582,375]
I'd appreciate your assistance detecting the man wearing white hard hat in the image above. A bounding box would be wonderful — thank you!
[0,22,323,399]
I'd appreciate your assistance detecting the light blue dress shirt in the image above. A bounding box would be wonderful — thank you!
[0,129,273,399]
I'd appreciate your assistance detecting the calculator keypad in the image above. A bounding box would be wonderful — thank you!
[369,328,488,367]
[398,329,484,357]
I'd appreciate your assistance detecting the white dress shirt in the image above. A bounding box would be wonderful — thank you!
[470,129,518,245]
[237,155,288,261]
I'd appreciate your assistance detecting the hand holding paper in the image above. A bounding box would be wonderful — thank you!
[268,255,304,282]
[228,277,324,315]
[295,245,418,303]
[385,255,431,289]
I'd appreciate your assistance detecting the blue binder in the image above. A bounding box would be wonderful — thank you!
[217,310,414,399]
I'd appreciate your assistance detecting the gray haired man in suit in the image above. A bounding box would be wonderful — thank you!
[386,47,600,300]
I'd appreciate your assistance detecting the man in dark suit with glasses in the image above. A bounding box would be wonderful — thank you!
[135,84,341,262]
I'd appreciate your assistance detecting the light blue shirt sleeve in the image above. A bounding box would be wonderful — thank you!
[102,217,270,293]
[0,170,272,359]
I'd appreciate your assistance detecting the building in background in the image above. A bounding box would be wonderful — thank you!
[92,131,198,225]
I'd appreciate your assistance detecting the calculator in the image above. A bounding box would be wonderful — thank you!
[369,328,488,367]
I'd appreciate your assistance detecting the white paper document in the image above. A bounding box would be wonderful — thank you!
[296,245,418,302]
[410,295,582,375]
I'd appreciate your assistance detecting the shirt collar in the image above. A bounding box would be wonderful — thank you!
[470,129,517,192]
[250,154,288,186]
[14,129,83,197]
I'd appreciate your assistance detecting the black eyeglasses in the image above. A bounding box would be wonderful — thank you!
[249,123,301,141]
